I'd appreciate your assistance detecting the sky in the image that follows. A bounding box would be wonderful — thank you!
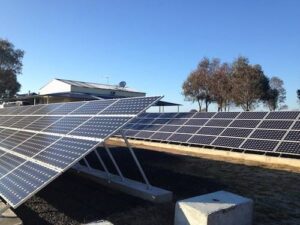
[1,0,300,111]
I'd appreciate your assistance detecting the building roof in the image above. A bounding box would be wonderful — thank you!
[45,78,145,94]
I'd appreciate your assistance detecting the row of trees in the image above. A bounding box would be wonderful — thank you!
[0,39,24,99]
[182,57,287,111]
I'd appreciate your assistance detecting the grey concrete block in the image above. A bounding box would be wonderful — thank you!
[174,191,253,225]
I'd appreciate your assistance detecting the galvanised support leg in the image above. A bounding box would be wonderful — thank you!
[103,142,125,181]
[122,132,152,190]
[94,148,111,180]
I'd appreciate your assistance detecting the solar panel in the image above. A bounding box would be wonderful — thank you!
[120,111,300,157]
[276,142,300,154]
[221,128,252,138]
[212,137,245,148]
[0,96,161,208]
[241,139,278,151]
[266,111,299,120]
[189,135,215,145]
[250,129,286,140]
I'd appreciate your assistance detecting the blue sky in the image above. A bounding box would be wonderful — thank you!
[1,0,299,111]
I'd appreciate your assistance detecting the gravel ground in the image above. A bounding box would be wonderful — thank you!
[14,147,300,225]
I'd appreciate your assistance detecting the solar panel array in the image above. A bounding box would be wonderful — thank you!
[120,111,300,156]
[0,96,161,208]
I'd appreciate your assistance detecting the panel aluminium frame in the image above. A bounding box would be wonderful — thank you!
[0,96,162,208]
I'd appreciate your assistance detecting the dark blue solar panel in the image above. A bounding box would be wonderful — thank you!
[197,127,224,135]
[212,137,244,148]
[25,116,62,131]
[237,112,267,119]
[241,139,278,151]
[168,133,192,143]
[0,132,34,150]
[193,112,216,118]
[185,119,208,126]
[13,134,59,157]
[143,124,162,131]
[177,126,200,134]
[159,125,180,132]
[213,112,240,119]
[158,113,178,118]
[34,138,98,169]
[0,161,58,207]
[292,121,300,130]
[70,116,131,138]
[0,154,25,177]
[11,116,43,129]
[71,100,116,115]
[276,142,300,154]
[32,103,63,115]
[205,119,232,127]
[44,117,90,134]
[101,96,160,115]
[0,116,25,127]
[135,131,155,139]
[229,120,260,128]
[284,131,300,141]
[47,102,84,115]
[167,118,188,125]
[188,135,215,145]
[266,111,299,120]
[259,120,293,129]
[221,128,252,138]
[151,132,172,141]
[250,129,286,140]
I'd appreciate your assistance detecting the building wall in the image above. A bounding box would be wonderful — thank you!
[39,79,71,95]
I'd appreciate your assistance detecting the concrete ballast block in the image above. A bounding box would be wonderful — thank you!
[174,191,253,225]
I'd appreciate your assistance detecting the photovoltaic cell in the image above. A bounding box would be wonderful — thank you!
[0,116,25,127]
[143,124,162,131]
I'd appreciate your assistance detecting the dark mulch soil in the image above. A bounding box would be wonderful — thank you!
[15,147,300,225]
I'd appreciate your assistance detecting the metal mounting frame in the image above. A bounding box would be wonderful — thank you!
[72,135,172,203]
